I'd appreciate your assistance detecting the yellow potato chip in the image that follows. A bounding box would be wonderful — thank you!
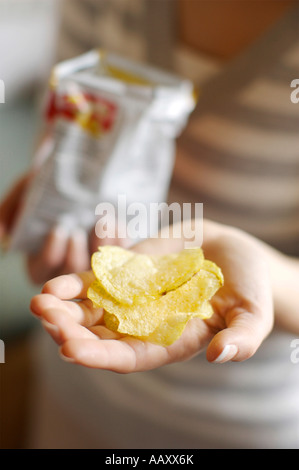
[136,301,214,346]
[87,253,223,346]
[91,245,204,305]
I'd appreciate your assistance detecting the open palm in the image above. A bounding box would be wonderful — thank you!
[30,221,274,372]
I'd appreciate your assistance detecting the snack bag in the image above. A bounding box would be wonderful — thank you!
[9,50,195,252]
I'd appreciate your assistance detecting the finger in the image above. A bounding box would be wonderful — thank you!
[30,293,66,317]
[60,333,180,372]
[27,226,69,284]
[59,337,163,372]
[42,271,95,299]
[0,173,32,239]
[40,308,98,346]
[63,228,90,274]
[58,317,212,371]
[30,293,103,327]
[88,325,122,339]
[59,338,138,371]
[206,305,273,363]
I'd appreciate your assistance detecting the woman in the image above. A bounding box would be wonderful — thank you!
[1,0,299,449]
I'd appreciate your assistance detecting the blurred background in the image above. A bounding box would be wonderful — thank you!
[0,0,58,448]
[0,0,297,449]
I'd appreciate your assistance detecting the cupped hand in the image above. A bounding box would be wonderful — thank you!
[30,220,274,372]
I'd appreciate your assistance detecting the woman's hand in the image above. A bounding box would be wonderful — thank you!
[30,220,274,372]
[0,172,33,242]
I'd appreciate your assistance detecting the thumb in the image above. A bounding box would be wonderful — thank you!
[206,304,274,363]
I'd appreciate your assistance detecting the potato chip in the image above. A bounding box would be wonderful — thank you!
[87,248,224,346]
[136,301,214,346]
[90,245,204,305]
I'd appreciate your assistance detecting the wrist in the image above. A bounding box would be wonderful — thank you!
[262,244,299,333]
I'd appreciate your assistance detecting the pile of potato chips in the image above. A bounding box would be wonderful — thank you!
[87,246,223,346]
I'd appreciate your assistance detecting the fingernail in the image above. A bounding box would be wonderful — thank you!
[213,344,238,363]
[59,349,75,363]
[41,319,59,334]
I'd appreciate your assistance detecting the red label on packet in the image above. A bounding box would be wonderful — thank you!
[46,89,118,137]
